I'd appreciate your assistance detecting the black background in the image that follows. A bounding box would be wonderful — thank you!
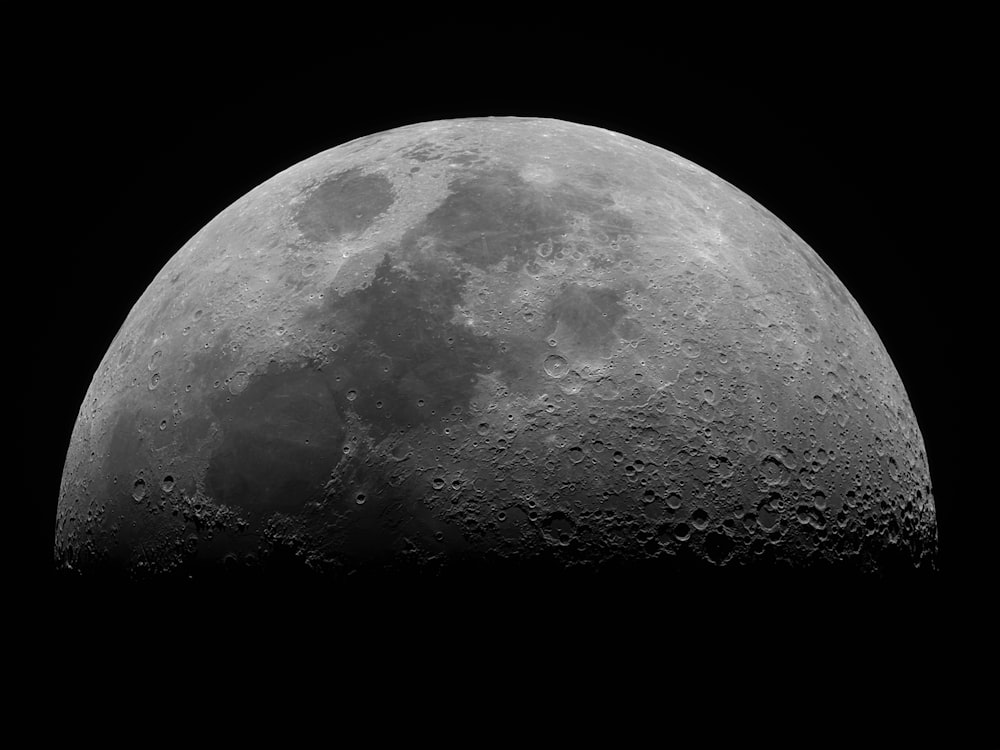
[26,28,982,669]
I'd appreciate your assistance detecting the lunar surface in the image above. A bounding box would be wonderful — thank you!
[55,117,937,579]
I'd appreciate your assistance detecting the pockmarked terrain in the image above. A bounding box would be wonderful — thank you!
[55,117,937,579]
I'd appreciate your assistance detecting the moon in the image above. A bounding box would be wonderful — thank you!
[54,117,937,578]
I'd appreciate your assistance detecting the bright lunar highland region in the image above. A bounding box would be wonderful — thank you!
[55,117,937,580]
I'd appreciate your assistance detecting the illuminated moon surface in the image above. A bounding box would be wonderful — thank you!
[55,117,937,578]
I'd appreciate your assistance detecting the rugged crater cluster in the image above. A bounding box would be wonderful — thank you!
[55,117,937,579]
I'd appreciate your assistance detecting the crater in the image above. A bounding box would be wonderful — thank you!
[543,282,639,358]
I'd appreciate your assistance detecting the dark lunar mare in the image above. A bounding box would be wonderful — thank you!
[204,165,637,523]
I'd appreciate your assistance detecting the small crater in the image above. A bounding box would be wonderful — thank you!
[680,339,701,358]
[704,531,735,564]
[691,508,709,530]
[757,493,782,531]
[812,489,828,510]
[760,454,790,486]
[228,371,250,395]
[541,512,576,546]
[812,394,828,415]
[543,354,569,379]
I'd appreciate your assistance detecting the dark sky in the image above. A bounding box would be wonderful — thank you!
[29,35,977,634]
